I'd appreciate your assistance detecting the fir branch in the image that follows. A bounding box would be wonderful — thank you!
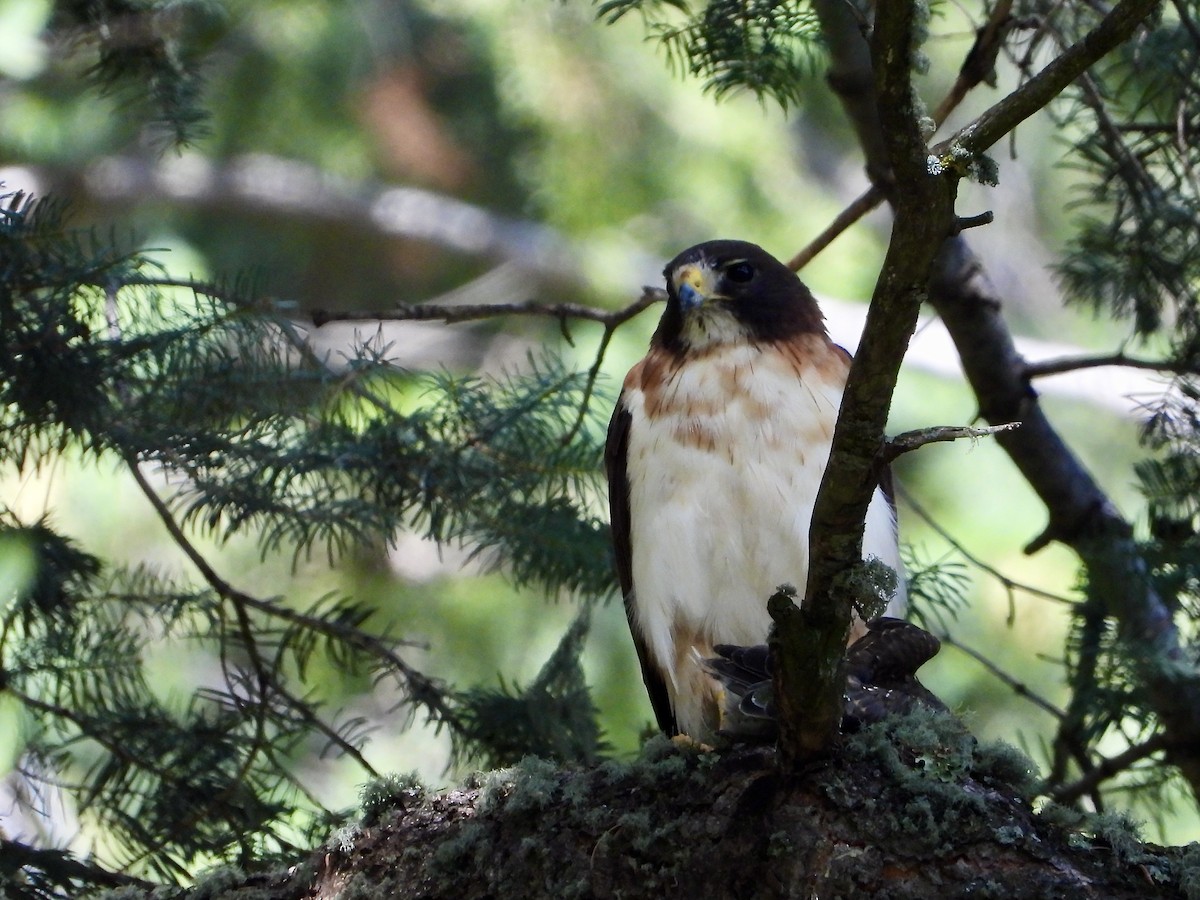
[103,271,654,506]
[0,837,151,896]
[124,456,462,740]
[451,610,606,769]
[1049,20,1200,344]
[597,0,824,108]
[47,1,219,145]
[1049,602,1111,793]
[16,243,617,599]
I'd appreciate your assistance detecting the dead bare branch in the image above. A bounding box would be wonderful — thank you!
[880,422,1019,466]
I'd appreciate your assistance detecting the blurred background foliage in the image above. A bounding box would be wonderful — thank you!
[0,0,1192,881]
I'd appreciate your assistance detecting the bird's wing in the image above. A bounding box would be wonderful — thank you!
[845,617,940,684]
[605,390,677,734]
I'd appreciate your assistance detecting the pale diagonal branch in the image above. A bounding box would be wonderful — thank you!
[879,422,1020,466]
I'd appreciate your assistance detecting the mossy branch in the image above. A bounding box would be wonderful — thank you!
[775,0,1166,770]
[771,0,959,765]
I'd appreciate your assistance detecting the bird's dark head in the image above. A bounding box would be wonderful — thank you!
[654,240,825,353]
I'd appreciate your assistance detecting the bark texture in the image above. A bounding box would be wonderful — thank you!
[187,718,1197,899]
[810,0,1200,804]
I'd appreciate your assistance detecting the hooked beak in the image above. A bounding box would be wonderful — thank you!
[672,263,715,311]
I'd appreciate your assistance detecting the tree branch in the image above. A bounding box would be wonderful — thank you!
[110,275,662,331]
[772,1,959,765]
[931,1,1019,125]
[810,0,1200,805]
[307,288,662,329]
[785,185,883,272]
[1051,735,1169,805]
[880,422,1019,466]
[942,0,1161,159]
[1025,352,1200,380]
[898,486,1076,609]
[790,1,1021,273]
[937,631,1066,721]
[124,456,454,759]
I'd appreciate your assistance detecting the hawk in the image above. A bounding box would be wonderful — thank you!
[605,239,905,741]
[701,618,946,740]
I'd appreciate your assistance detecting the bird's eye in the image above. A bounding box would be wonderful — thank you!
[725,262,755,283]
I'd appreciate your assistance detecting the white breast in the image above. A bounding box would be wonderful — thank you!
[623,341,903,738]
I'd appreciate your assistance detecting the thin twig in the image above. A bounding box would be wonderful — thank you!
[562,286,663,443]
[125,456,460,735]
[897,486,1076,607]
[786,186,883,271]
[1051,734,1169,804]
[306,296,655,327]
[880,421,1019,465]
[937,631,1067,720]
[932,0,1018,125]
[954,211,995,233]
[109,274,662,329]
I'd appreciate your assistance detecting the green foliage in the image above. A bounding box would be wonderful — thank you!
[2,193,614,596]
[452,610,608,769]
[49,0,224,145]
[595,0,823,108]
[1139,381,1200,585]
[1055,5,1200,354]
[1060,380,1200,778]
[5,0,1200,891]
[1,521,326,880]
[901,547,970,632]
[0,189,615,888]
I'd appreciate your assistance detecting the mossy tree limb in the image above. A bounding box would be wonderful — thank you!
[185,728,1196,899]
[811,0,1200,804]
[772,0,958,765]
[776,0,1168,770]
